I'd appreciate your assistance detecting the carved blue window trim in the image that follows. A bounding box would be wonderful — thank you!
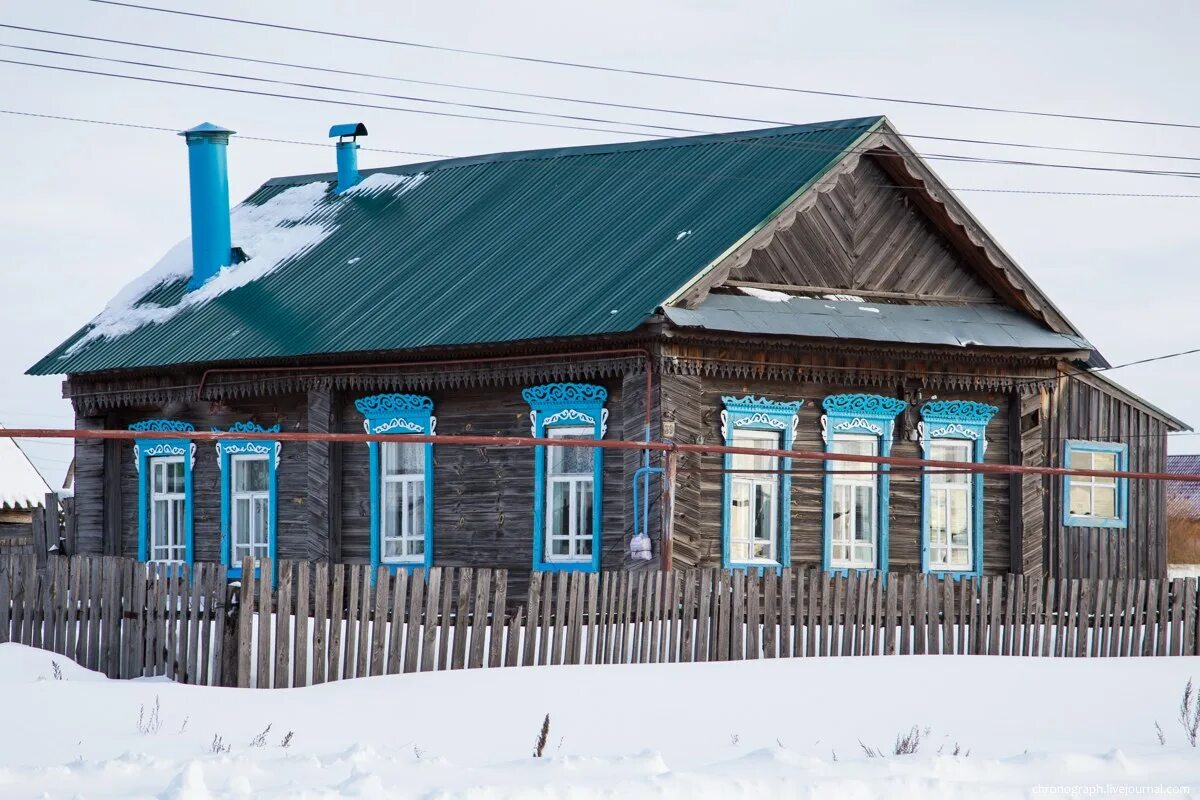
[918,400,998,579]
[523,383,608,573]
[1062,440,1129,529]
[214,421,281,580]
[355,393,436,574]
[130,419,196,565]
[820,394,907,575]
[719,395,803,571]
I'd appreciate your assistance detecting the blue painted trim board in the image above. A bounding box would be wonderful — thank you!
[354,393,437,580]
[214,421,281,583]
[523,383,607,573]
[1061,440,1129,528]
[819,394,907,576]
[129,419,196,565]
[719,395,803,572]
[918,400,998,579]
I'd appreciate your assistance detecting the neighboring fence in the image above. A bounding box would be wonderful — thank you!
[0,492,76,564]
[0,556,1198,688]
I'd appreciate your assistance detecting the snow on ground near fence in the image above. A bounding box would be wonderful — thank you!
[0,644,1197,799]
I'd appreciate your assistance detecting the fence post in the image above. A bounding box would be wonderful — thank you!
[220,579,241,688]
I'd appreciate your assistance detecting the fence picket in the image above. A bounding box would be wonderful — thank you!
[469,569,490,669]
[407,568,427,674]
[370,567,389,677]
[275,562,294,688]
[414,568,433,673]
[294,562,310,687]
[489,570,508,669]
[386,569,407,675]
[312,562,329,685]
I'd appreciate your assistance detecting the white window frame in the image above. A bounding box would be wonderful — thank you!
[729,427,781,566]
[829,433,878,570]
[544,426,595,563]
[148,455,186,563]
[927,439,974,571]
[380,439,426,564]
[230,453,270,566]
[1066,449,1119,520]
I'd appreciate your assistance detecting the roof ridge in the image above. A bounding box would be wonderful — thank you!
[265,116,884,187]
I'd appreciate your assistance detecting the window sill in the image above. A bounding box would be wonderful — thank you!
[535,560,598,573]
[1063,514,1127,529]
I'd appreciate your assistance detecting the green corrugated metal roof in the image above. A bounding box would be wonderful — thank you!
[29,117,883,375]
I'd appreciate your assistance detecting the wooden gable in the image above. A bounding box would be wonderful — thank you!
[731,157,999,302]
[670,122,1084,340]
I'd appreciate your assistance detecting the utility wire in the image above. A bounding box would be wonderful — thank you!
[8,23,1200,167]
[0,43,694,136]
[9,105,1200,199]
[6,54,1200,182]
[89,0,1200,132]
[0,56,664,138]
[0,107,450,157]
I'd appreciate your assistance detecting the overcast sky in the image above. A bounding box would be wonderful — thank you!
[2,0,1198,485]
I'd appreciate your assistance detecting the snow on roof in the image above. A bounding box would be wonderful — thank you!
[0,428,52,511]
[64,180,366,355]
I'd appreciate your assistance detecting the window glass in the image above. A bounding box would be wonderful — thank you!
[545,425,596,562]
[728,428,780,564]
[1065,444,1124,522]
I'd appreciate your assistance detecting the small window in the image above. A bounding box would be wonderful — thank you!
[1063,441,1128,528]
[149,456,187,563]
[545,426,595,563]
[729,428,781,564]
[380,440,426,564]
[927,439,973,571]
[830,434,878,569]
[130,419,195,565]
[230,454,271,565]
[523,383,607,573]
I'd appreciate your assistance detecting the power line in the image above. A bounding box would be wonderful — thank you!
[1099,347,1200,372]
[9,23,1200,167]
[7,55,1200,183]
[8,106,1200,198]
[89,0,1200,133]
[0,42,695,136]
[0,108,451,157]
[0,57,663,139]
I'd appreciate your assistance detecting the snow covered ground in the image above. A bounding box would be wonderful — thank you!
[0,643,1197,799]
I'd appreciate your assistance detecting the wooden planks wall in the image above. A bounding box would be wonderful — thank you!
[664,372,1012,575]
[733,157,1000,302]
[2,556,1197,689]
[1047,374,1170,580]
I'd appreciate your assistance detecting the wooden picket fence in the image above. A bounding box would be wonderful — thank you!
[0,555,1198,688]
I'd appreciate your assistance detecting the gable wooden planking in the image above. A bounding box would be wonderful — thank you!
[733,158,999,301]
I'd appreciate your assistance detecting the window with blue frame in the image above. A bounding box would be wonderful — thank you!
[1062,440,1128,528]
[215,422,280,577]
[820,394,907,573]
[720,396,803,569]
[918,400,998,577]
[523,383,607,572]
[355,393,436,571]
[130,419,196,564]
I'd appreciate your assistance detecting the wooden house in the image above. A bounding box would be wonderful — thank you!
[29,116,1187,589]
[0,427,52,554]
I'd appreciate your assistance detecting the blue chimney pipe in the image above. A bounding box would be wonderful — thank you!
[336,141,360,193]
[179,122,235,291]
[329,123,368,193]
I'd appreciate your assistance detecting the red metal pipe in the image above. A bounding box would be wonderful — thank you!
[195,347,655,433]
[5,428,1195,483]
